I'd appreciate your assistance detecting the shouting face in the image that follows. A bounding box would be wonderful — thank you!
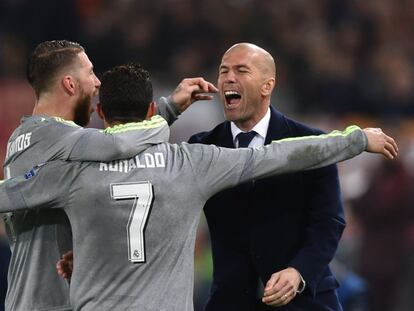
[218,43,275,131]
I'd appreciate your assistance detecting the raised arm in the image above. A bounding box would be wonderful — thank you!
[64,77,217,162]
[157,77,217,125]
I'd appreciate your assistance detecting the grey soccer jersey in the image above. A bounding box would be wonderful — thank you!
[0,125,366,311]
[2,113,170,311]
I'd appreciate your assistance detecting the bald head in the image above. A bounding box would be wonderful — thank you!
[218,42,276,131]
[224,43,276,78]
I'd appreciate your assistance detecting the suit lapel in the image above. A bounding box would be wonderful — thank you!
[220,122,237,148]
[220,106,291,147]
[264,106,291,145]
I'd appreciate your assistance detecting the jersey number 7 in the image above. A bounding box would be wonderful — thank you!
[110,182,154,263]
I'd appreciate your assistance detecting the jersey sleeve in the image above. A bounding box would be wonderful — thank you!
[156,97,181,125]
[64,116,170,161]
[185,125,367,200]
[0,163,69,213]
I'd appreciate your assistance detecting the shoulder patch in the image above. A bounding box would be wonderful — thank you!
[24,169,36,180]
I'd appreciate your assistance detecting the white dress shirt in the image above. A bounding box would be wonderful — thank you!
[231,107,271,148]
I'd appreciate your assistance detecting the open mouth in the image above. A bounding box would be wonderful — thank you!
[224,91,241,108]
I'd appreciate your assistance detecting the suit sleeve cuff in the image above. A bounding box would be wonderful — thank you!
[288,264,318,297]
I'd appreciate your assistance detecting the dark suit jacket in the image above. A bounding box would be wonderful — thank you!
[189,107,345,311]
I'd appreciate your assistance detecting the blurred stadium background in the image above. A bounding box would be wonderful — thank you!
[1,0,414,310]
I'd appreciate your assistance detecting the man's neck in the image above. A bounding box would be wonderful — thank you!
[231,107,271,141]
[32,94,73,121]
[233,105,270,132]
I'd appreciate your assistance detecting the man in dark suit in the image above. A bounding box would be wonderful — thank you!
[189,43,345,310]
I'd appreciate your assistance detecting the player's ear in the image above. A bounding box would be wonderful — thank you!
[96,103,105,120]
[145,101,157,120]
[261,77,275,96]
[62,75,76,95]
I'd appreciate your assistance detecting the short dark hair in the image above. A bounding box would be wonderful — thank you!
[99,63,153,123]
[27,40,85,98]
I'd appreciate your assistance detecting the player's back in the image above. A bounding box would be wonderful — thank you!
[62,143,209,311]
[3,116,82,311]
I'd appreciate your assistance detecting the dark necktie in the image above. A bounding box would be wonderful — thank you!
[237,131,256,148]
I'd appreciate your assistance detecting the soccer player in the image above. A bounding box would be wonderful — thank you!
[0,63,397,311]
[2,40,216,311]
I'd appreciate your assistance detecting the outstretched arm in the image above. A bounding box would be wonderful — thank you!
[65,116,170,161]
[189,125,397,200]
[49,77,217,163]
[1,126,397,213]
